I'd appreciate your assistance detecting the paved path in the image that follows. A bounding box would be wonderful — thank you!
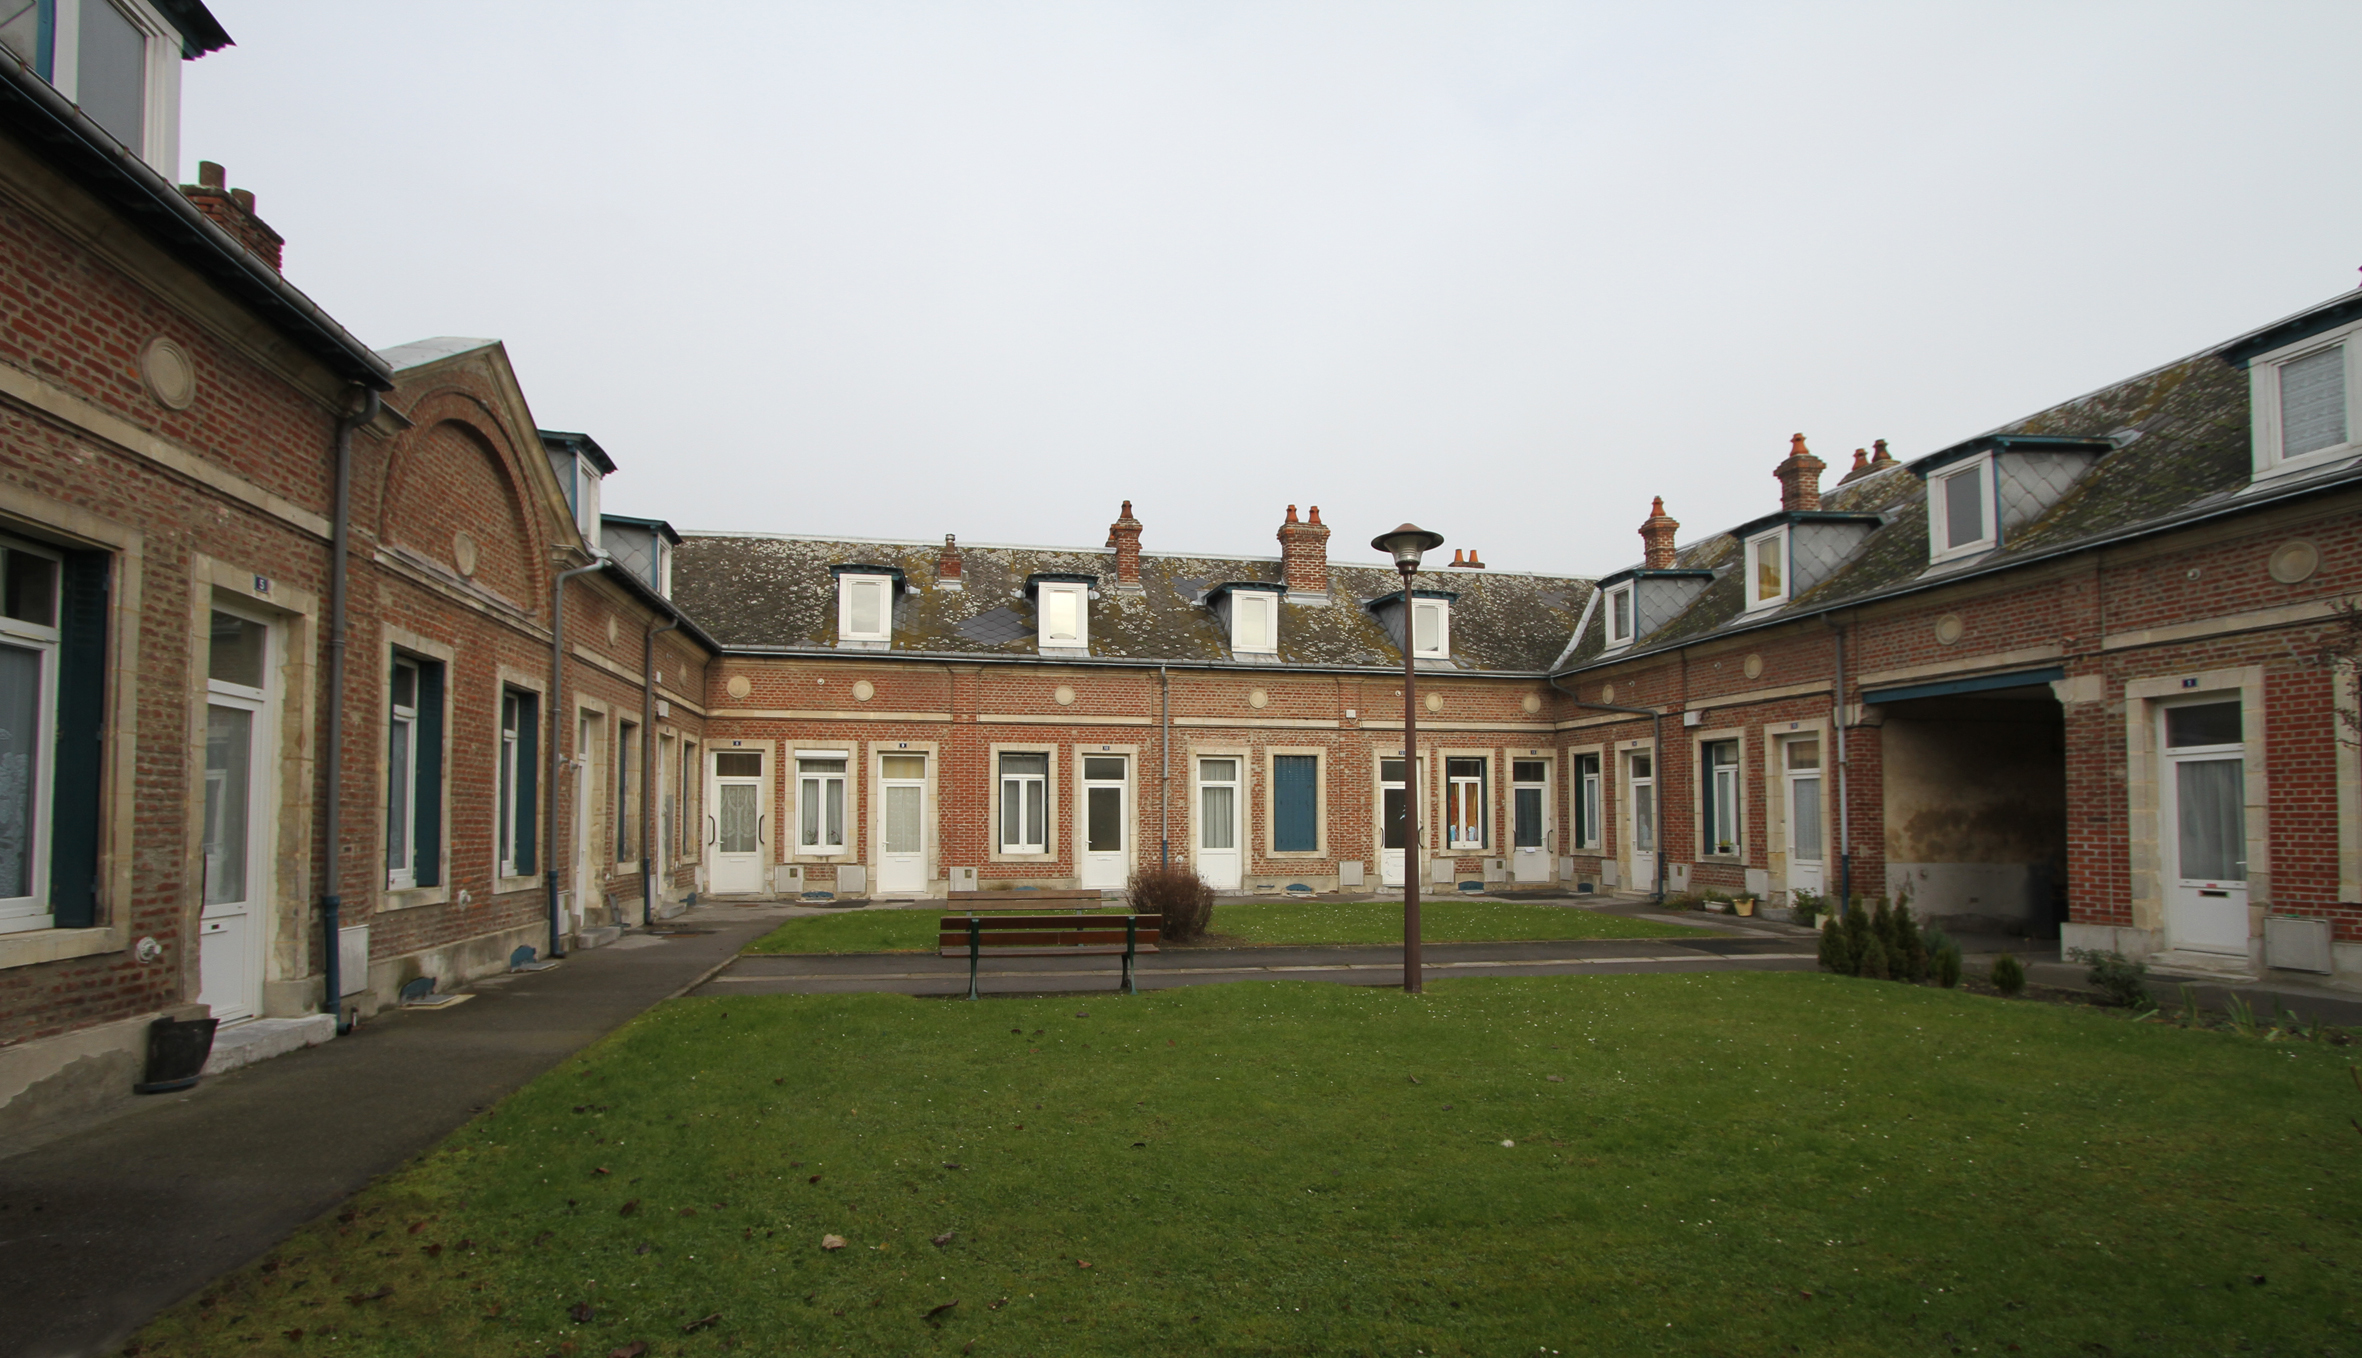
[0,904,789,1358]
[698,933,1822,998]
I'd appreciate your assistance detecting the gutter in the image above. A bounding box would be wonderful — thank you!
[1544,674,1664,905]
[0,56,390,390]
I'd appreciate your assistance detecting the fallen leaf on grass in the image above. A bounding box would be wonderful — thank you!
[423,1243,442,1259]
[1076,1260,1092,1270]
[594,1167,611,1176]
[618,1200,639,1216]
[608,1344,647,1358]
[568,1302,596,1323]
[821,1234,848,1251]
[678,1208,698,1218]
[282,1330,303,1342]
[406,1221,429,1234]
[932,1231,956,1247]
[941,1161,961,1170]
[344,1287,392,1305]
[1407,1076,1420,1084]
[808,1175,822,1184]
[1546,1075,1565,1083]
[681,1312,720,1334]
[987,1298,1008,1311]
[925,1300,960,1324]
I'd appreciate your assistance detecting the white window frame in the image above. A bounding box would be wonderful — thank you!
[996,748,1051,855]
[0,538,63,933]
[1229,589,1278,655]
[33,0,183,174]
[1572,751,1603,850]
[1411,598,1450,659]
[1037,583,1089,650]
[1926,452,1998,564]
[1444,755,1487,852]
[794,749,850,856]
[498,690,524,879]
[1743,526,1790,611]
[837,574,894,643]
[1603,583,1634,650]
[386,657,420,891]
[2248,319,2362,483]
[574,454,603,545]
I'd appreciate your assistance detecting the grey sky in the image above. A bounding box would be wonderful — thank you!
[182,2,2362,575]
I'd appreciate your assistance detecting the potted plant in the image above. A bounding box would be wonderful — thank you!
[1733,895,1757,917]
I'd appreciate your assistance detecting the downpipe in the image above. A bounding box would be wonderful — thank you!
[546,554,609,959]
[642,615,680,927]
[320,386,378,1033]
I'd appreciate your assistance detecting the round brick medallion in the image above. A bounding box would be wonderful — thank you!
[852,680,875,702]
[605,616,619,646]
[1600,683,1615,703]
[1054,685,1076,706]
[1248,688,1269,709]
[2268,539,2319,585]
[139,337,196,410]
[1424,691,1444,713]
[725,675,752,700]
[1742,653,1763,680]
[1521,693,1542,714]
[451,531,479,577]
[1934,614,1965,646]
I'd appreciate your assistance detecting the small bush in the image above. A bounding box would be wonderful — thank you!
[1128,863,1214,943]
[2067,947,2150,1009]
[1892,905,1929,983]
[1790,889,1825,929]
[1934,941,1962,989]
[1841,898,1870,970]
[1858,934,1891,981]
[1870,897,1897,958]
[1991,953,2026,996]
[1817,917,1856,974]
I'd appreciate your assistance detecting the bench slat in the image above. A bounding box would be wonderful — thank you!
[947,890,1108,903]
[938,944,1160,957]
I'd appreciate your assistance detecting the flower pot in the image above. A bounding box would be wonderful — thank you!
[1733,897,1756,917]
[135,1015,219,1094]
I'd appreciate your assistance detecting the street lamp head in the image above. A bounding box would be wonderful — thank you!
[1370,523,1444,572]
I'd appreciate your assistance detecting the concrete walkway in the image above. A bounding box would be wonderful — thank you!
[0,902,791,1358]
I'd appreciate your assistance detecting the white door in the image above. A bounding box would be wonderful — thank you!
[1511,759,1550,881]
[1626,751,1656,893]
[877,753,927,894]
[1079,755,1129,889]
[1195,757,1241,889]
[1783,736,1824,897]
[707,748,767,894]
[2161,699,2248,955]
[1378,757,1413,887]
[198,609,271,1024]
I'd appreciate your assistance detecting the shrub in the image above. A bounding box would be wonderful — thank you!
[1858,935,1891,981]
[1128,863,1214,943]
[1892,905,1929,983]
[1790,889,1825,929]
[1817,916,1856,974]
[1870,896,1898,959]
[2067,947,2150,1010]
[1841,897,1871,969]
[1923,926,1962,989]
[1991,953,2026,996]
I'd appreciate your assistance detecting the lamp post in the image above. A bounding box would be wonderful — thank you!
[1371,522,1444,995]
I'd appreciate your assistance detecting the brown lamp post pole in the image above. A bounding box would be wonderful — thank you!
[1372,523,1444,995]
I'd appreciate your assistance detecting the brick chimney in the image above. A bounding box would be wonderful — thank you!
[1773,432,1824,511]
[1868,438,1897,473]
[1639,497,1680,569]
[1106,500,1144,589]
[180,162,284,273]
[1839,447,1870,484]
[1277,504,1330,596]
[935,534,963,590]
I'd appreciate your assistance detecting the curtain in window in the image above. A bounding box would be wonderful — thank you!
[203,705,252,906]
[717,784,759,854]
[1791,775,1822,862]
[0,643,38,899]
[2175,758,2245,881]
[2281,345,2347,458]
[1199,759,1236,851]
[884,784,922,855]
[1274,755,1317,852]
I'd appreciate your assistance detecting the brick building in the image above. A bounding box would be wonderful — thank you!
[0,9,710,1143]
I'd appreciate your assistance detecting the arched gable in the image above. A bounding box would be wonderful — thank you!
[380,409,543,610]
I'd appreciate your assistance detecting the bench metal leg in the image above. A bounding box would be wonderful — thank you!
[968,917,981,1001]
[1122,917,1137,995]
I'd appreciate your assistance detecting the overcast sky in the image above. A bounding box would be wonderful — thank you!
[182,2,2362,576]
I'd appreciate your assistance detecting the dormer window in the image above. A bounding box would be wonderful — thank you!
[1927,453,1996,563]
[1030,577,1092,651]
[3,0,206,173]
[837,574,893,643]
[1412,597,1449,659]
[2248,320,2358,482]
[1221,585,1280,655]
[1604,583,1634,649]
[1743,527,1789,611]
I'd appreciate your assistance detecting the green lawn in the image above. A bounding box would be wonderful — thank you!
[744,899,1706,954]
[130,973,2359,1356]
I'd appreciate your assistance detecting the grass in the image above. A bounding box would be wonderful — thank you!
[743,899,1707,954]
[129,972,2360,1356]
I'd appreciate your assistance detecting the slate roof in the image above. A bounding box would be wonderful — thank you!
[670,534,1592,673]
[1556,290,2362,672]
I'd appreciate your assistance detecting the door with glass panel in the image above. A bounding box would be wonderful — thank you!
[1195,757,1241,889]
[1783,737,1824,897]
[0,540,60,940]
[200,608,272,1023]
[1079,755,1129,889]
[1378,757,1414,887]
[1512,759,1550,881]
[877,753,927,894]
[1625,751,1656,892]
[2161,699,2248,955]
[705,749,767,894]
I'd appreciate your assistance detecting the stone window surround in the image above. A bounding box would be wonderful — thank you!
[1262,745,1328,860]
[867,738,940,882]
[987,741,1058,863]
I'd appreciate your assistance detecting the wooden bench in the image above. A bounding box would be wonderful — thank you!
[939,912,1161,999]
[945,889,1112,910]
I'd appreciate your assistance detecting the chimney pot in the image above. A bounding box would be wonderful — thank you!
[1107,500,1144,587]
[1307,505,1322,525]
[1639,497,1681,570]
[1773,432,1826,512]
[1277,501,1330,596]
[198,160,226,189]
[181,166,285,273]
[1869,438,1896,471]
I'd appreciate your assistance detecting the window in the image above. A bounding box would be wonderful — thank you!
[1927,455,1996,561]
[2,1,177,169]
[1412,598,1450,659]
[616,720,639,862]
[2249,326,2359,480]
[1445,756,1486,851]
[797,754,848,854]
[1230,589,1278,655]
[1272,754,1318,852]
[1604,584,1634,648]
[1512,759,1547,849]
[2165,700,2245,883]
[1744,528,1788,610]
[1700,740,1739,856]
[497,689,539,878]
[0,542,63,933]
[837,574,893,643]
[1573,753,1602,850]
[386,655,444,890]
[1037,584,1089,650]
[998,752,1048,853]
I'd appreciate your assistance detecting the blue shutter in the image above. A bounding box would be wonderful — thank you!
[48,549,107,928]
[1273,755,1317,853]
[413,660,444,887]
[514,690,538,876]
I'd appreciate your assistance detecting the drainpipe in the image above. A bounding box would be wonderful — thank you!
[1546,674,1666,905]
[641,614,681,927]
[1159,664,1171,868]
[1830,615,1852,914]
[320,386,378,1033]
[547,553,609,960]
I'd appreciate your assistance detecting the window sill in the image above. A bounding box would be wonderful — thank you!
[2246,447,2362,489]
[834,639,890,651]
[380,886,451,912]
[1264,849,1327,860]
[792,849,849,861]
[0,925,123,970]
[494,874,539,894]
